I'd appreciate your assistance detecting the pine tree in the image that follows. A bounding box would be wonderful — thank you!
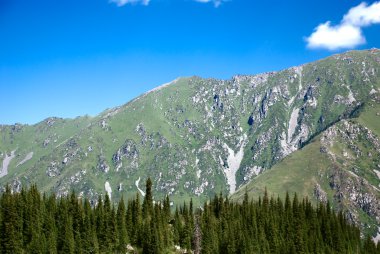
[126,199,134,244]
[44,194,58,254]
[95,195,107,253]
[69,191,84,254]
[61,215,75,254]
[173,206,181,246]
[142,177,154,220]
[0,186,23,253]
[163,195,171,223]
[162,195,172,248]
[142,220,160,254]
[82,198,99,254]
[101,193,117,252]
[131,193,142,246]
[117,197,128,253]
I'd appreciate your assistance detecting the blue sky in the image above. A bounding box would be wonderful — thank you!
[1,0,380,124]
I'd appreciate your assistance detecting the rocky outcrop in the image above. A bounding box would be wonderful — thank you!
[314,183,327,203]
[330,169,380,222]
[98,156,110,173]
[317,115,380,231]
[0,150,16,178]
[112,139,139,172]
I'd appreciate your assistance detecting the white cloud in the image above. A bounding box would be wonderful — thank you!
[194,0,226,8]
[306,22,365,50]
[110,0,150,7]
[306,1,380,50]
[343,2,380,26]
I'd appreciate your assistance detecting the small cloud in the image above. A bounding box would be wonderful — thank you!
[110,0,150,7]
[194,0,226,8]
[306,1,380,50]
[306,22,365,50]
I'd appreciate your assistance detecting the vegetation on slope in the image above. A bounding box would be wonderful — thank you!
[1,49,380,208]
[1,181,379,253]
[233,94,380,237]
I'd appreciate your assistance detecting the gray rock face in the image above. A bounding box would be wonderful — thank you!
[98,156,110,173]
[314,183,327,203]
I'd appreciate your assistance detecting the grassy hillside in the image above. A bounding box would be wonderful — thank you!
[232,138,330,201]
[232,95,380,236]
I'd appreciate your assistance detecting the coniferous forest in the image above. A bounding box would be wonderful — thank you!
[0,179,379,254]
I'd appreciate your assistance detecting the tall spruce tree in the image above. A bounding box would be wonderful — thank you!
[0,186,23,254]
[61,215,75,254]
[142,177,154,220]
[117,197,128,253]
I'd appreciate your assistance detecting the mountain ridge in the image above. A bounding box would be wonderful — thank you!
[1,48,380,237]
[3,49,376,127]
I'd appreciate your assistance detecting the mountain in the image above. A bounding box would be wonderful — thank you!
[232,94,380,237]
[1,49,380,236]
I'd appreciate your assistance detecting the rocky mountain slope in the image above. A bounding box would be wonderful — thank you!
[232,93,380,238]
[1,49,380,235]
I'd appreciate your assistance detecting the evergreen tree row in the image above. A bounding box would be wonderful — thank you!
[198,191,379,254]
[0,180,379,253]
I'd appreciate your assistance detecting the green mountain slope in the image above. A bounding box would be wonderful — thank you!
[232,94,380,237]
[0,48,380,228]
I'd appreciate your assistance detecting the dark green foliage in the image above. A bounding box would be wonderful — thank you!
[0,183,377,253]
[0,186,23,253]
[142,177,154,219]
[199,191,375,254]
[116,197,128,252]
